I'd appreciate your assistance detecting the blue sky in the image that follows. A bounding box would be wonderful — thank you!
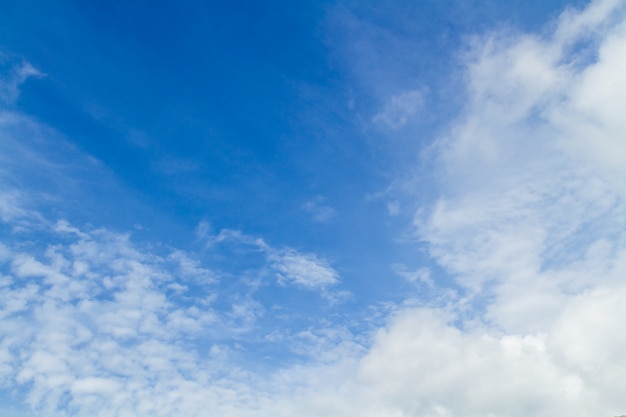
[2,0,626,416]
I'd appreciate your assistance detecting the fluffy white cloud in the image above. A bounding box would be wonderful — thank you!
[393,0,626,414]
[252,1,626,416]
[0,219,275,417]
[0,197,346,416]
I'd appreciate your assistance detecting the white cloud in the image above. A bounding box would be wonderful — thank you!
[202,227,269,251]
[3,1,626,416]
[386,200,401,216]
[0,208,344,416]
[0,58,43,104]
[373,89,424,130]
[390,0,626,415]
[198,224,341,293]
[355,308,598,417]
[302,197,336,223]
[219,2,626,416]
[0,42,328,417]
[269,249,339,290]
[168,250,218,284]
[1,229,262,416]
[419,0,626,323]
[0,215,273,416]
[391,263,433,287]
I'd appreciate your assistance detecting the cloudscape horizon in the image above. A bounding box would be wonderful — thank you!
[2,0,626,416]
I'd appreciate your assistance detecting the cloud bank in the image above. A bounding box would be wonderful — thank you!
[402,0,626,414]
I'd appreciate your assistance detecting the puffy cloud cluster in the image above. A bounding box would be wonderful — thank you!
[1,221,243,416]
[255,1,626,415]
[398,0,626,415]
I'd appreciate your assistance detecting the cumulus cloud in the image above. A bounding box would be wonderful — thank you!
[395,0,626,414]
[228,1,626,416]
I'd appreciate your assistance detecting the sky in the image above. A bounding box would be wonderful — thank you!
[1,0,626,416]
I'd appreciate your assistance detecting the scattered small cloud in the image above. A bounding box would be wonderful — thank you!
[0,58,43,105]
[196,222,342,295]
[302,197,336,223]
[270,249,340,290]
[372,89,424,130]
[195,220,212,239]
[168,249,218,284]
[391,263,433,287]
[386,200,401,217]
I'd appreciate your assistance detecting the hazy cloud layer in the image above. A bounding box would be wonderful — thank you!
[373,89,424,130]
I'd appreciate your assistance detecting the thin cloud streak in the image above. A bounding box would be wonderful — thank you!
[373,89,424,130]
[198,225,342,293]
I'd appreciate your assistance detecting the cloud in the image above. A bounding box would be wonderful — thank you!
[355,308,596,417]
[269,249,339,290]
[0,57,43,104]
[302,197,336,223]
[391,263,433,287]
[232,1,626,416]
[385,0,626,414]
[386,200,401,216]
[168,249,218,284]
[0,216,272,416]
[0,100,346,415]
[372,89,424,129]
[3,1,626,416]
[198,224,341,293]
[419,0,626,321]
[0,209,355,417]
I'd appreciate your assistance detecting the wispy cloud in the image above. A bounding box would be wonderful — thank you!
[198,224,342,294]
[391,263,433,287]
[372,89,424,130]
[0,57,42,104]
[302,197,336,223]
[269,249,339,290]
